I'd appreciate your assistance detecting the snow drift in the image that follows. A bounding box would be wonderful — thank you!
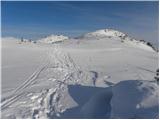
[111,80,158,119]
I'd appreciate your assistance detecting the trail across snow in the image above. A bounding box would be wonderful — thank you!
[1,28,158,119]
[1,45,158,119]
[1,45,99,118]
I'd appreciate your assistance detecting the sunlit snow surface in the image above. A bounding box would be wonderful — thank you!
[1,29,158,118]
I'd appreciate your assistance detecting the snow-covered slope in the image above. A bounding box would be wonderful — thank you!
[111,80,158,118]
[83,29,156,52]
[1,28,158,119]
[84,29,126,38]
[38,35,68,44]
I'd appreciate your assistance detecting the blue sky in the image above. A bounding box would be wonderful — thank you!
[1,1,159,45]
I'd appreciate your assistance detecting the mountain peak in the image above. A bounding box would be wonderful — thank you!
[38,34,68,44]
[81,28,157,52]
[84,28,127,38]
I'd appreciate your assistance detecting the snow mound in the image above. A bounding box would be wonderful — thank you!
[80,80,158,119]
[111,80,159,119]
[83,28,156,52]
[80,87,112,118]
[84,29,126,38]
[38,35,68,44]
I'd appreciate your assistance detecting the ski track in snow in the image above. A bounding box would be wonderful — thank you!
[1,65,47,109]
[1,33,158,118]
[1,46,92,118]
[1,92,26,110]
[14,65,47,94]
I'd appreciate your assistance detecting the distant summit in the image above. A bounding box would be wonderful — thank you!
[36,29,157,52]
[82,28,157,52]
[84,29,126,38]
[38,35,68,44]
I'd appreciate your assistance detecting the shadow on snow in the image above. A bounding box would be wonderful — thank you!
[59,85,112,119]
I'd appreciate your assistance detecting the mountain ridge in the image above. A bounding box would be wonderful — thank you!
[2,28,157,52]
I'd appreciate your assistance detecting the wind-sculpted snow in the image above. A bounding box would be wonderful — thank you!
[111,80,159,119]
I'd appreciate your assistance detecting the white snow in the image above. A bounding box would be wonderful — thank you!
[79,80,158,119]
[111,80,158,119]
[1,28,158,119]
[122,38,155,52]
[38,34,68,44]
[83,29,155,52]
[84,29,126,38]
